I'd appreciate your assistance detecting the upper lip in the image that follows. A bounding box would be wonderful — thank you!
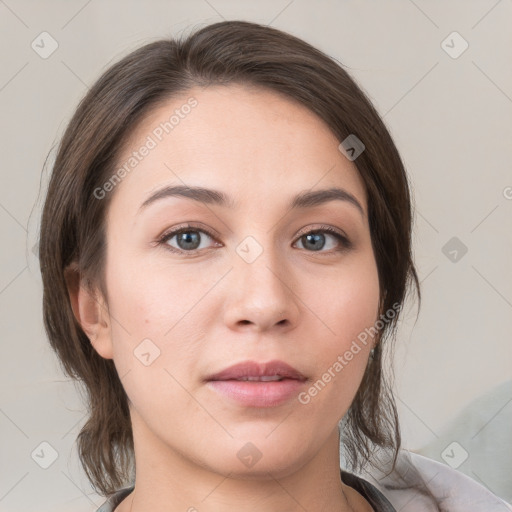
[206,360,307,381]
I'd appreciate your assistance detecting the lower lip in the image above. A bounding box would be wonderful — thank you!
[206,379,306,407]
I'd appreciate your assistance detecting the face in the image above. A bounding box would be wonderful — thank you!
[90,84,380,479]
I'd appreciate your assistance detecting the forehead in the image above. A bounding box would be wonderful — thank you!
[110,84,367,216]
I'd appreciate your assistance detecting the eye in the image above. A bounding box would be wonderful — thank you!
[156,223,352,256]
[157,224,220,254]
[294,225,352,253]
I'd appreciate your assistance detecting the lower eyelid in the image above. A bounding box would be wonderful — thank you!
[158,228,217,248]
[295,231,352,251]
[158,226,351,253]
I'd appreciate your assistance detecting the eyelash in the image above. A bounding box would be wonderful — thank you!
[156,223,353,257]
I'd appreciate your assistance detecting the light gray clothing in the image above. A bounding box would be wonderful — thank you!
[95,448,512,511]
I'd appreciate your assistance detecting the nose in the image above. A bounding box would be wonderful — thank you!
[222,243,300,333]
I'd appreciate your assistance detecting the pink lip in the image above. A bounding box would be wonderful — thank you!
[206,379,306,407]
[205,360,308,408]
[205,360,307,381]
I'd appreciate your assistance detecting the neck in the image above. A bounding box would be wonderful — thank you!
[118,409,371,512]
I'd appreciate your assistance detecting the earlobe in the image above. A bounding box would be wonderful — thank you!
[64,263,114,360]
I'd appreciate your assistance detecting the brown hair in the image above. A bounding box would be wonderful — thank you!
[39,20,420,496]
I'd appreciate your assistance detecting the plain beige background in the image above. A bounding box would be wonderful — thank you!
[0,1,511,510]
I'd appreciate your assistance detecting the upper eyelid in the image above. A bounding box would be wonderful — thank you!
[295,224,348,239]
[159,224,349,246]
[159,223,219,241]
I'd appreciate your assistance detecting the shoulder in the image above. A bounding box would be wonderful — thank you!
[355,448,512,512]
[95,485,134,512]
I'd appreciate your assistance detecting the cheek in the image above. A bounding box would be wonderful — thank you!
[106,248,212,330]
[104,237,380,415]
[104,250,220,374]
[300,257,380,405]
[311,257,380,351]
[104,259,207,420]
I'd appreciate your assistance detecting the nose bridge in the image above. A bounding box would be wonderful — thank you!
[237,231,290,302]
[224,231,299,330]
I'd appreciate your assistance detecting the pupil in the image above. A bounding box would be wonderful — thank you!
[304,233,324,251]
[178,231,200,250]
[175,231,326,252]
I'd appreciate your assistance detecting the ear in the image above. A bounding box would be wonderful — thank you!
[64,262,114,360]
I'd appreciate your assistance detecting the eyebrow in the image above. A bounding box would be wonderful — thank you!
[139,185,365,217]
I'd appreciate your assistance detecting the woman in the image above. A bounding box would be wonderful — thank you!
[38,20,512,512]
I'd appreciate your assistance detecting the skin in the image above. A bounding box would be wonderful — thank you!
[69,84,380,512]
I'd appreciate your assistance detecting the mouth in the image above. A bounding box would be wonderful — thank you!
[205,360,308,407]
[224,375,291,382]
[206,359,307,382]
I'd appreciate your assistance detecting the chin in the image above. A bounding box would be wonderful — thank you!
[198,436,308,480]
